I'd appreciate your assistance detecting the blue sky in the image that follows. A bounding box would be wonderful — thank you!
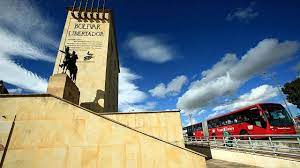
[0,0,300,126]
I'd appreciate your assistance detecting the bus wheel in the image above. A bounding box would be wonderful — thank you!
[239,130,249,140]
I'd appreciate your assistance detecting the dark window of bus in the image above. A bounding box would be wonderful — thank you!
[214,119,220,127]
[261,104,294,127]
[224,115,234,125]
[220,116,228,126]
[208,121,212,128]
[196,123,202,131]
[247,108,267,128]
[186,126,194,136]
[228,115,235,125]
[219,116,225,126]
[208,120,216,128]
[219,115,233,126]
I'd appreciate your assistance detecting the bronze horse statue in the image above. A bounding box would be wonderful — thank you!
[68,51,78,82]
[59,47,78,82]
[59,47,71,73]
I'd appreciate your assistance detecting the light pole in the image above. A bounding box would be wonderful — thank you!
[262,73,294,121]
[188,113,193,126]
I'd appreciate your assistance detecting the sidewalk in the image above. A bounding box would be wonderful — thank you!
[206,159,260,168]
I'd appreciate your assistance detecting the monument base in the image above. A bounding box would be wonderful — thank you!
[0,95,206,167]
[47,73,80,104]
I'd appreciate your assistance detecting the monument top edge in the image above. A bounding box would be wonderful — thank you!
[66,7,112,13]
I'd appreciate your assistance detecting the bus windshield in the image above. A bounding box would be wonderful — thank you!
[261,104,294,127]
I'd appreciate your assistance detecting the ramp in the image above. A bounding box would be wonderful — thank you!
[0,94,206,168]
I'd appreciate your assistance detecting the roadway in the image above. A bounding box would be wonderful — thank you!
[206,159,260,168]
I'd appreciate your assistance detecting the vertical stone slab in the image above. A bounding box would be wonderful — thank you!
[102,112,185,147]
[0,121,13,160]
[47,73,80,104]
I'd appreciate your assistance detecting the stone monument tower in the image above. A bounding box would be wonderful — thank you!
[51,7,119,113]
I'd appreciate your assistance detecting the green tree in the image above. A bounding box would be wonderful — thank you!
[282,78,300,108]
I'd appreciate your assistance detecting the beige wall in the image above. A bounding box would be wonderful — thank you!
[52,9,119,113]
[102,112,185,147]
[211,148,300,168]
[0,120,13,160]
[0,95,206,168]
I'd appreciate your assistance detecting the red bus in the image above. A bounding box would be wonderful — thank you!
[184,103,296,138]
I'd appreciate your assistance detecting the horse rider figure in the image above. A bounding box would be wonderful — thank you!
[68,51,78,82]
[59,46,78,82]
[59,46,71,73]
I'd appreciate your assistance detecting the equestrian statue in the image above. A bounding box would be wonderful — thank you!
[59,46,78,82]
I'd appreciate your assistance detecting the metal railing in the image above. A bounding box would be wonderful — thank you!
[184,134,300,159]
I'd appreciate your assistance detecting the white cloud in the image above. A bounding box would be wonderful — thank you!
[0,27,54,62]
[0,58,48,93]
[118,67,156,112]
[206,85,278,120]
[7,88,23,94]
[182,116,198,127]
[188,118,197,126]
[179,73,241,113]
[119,67,147,105]
[231,39,300,80]
[226,2,259,22]
[282,102,294,109]
[0,0,58,49]
[163,108,180,111]
[201,53,238,82]
[120,102,157,112]
[206,112,221,120]
[149,75,188,98]
[177,38,300,113]
[0,0,57,93]
[127,35,176,63]
[213,85,278,113]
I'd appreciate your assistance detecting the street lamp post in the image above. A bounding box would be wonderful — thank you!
[188,113,193,126]
[262,73,295,123]
[271,75,292,113]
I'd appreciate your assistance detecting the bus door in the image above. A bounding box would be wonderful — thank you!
[246,107,267,134]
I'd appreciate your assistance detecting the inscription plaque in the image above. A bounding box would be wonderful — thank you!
[63,19,105,63]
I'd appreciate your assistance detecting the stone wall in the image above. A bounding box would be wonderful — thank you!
[47,74,80,104]
[102,112,185,147]
[0,95,206,168]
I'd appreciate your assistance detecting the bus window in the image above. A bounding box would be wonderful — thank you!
[232,113,239,124]
[195,123,201,131]
[219,117,224,126]
[222,116,229,126]
[209,119,218,128]
[222,116,227,126]
[222,115,234,125]
[227,116,233,125]
[245,108,267,128]
[208,121,212,129]
[243,115,250,123]
[198,124,203,131]
[261,104,294,127]
[215,119,220,127]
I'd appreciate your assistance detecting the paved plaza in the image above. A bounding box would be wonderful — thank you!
[206,159,260,168]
